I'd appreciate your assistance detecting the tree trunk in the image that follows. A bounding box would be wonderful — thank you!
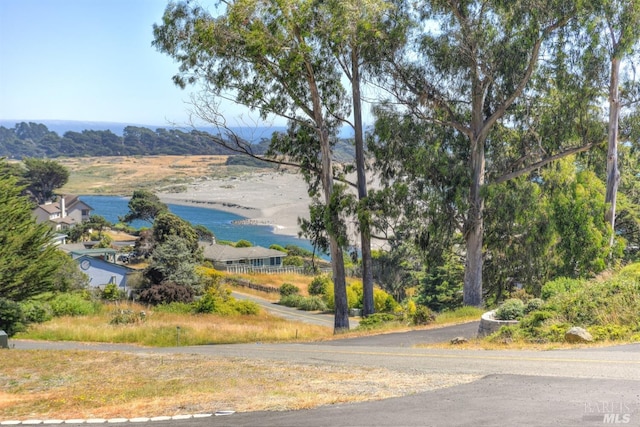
[463,136,485,307]
[351,48,375,317]
[605,56,621,248]
[320,132,350,331]
[303,43,350,332]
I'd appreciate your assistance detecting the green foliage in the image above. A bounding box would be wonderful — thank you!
[420,250,464,311]
[308,275,331,296]
[357,313,398,329]
[109,309,146,325]
[279,283,300,297]
[282,255,304,267]
[0,122,248,158]
[278,294,304,308]
[411,305,435,325]
[145,236,202,293]
[49,292,100,317]
[323,281,359,311]
[21,157,69,204]
[154,302,193,314]
[0,298,26,337]
[285,245,314,258]
[279,295,328,311]
[371,244,422,302]
[20,299,53,324]
[152,212,201,255]
[489,263,640,342]
[545,164,613,277]
[494,299,526,321]
[0,166,67,302]
[193,286,260,316]
[101,283,126,301]
[269,244,286,252]
[235,239,253,248]
[541,277,585,300]
[297,296,328,311]
[121,189,168,223]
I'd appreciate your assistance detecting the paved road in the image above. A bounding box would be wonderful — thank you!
[9,332,640,426]
[232,291,360,328]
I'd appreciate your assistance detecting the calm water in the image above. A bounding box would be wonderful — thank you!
[80,195,320,254]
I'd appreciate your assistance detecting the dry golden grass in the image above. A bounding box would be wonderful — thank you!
[18,302,333,346]
[230,272,314,298]
[57,155,261,195]
[0,350,479,420]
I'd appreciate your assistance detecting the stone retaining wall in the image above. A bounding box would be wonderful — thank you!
[477,310,519,337]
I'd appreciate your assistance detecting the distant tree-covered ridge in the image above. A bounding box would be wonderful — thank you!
[0,122,272,158]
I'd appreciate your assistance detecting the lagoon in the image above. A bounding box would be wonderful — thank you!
[80,195,319,254]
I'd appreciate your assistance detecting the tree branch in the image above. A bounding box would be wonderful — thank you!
[491,142,595,185]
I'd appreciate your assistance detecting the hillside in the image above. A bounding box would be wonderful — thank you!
[0,121,356,161]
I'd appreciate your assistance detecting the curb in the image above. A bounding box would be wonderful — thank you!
[0,413,237,425]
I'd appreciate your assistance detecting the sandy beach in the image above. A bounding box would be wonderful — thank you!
[158,170,312,238]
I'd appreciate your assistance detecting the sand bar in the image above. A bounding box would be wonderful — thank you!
[158,170,312,238]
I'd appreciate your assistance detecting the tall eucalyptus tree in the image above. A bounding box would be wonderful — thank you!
[598,0,640,247]
[315,0,407,316]
[153,0,352,330]
[374,0,591,306]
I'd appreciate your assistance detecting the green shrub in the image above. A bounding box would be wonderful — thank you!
[50,292,100,317]
[412,305,435,325]
[279,294,305,308]
[285,245,314,257]
[101,283,126,301]
[0,298,26,337]
[510,288,535,302]
[235,239,253,248]
[588,324,632,341]
[494,299,525,320]
[309,275,331,296]
[109,309,146,325]
[297,296,328,311]
[229,299,260,315]
[358,313,398,329]
[193,286,259,315]
[279,283,300,297]
[373,288,400,313]
[279,295,328,311]
[282,256,304,267]
[540,277,585,300]
[524,298,545,314]
[269,244,286,252]
[20,300,53,324]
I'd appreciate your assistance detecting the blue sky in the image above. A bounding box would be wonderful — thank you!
[0,1,253,127]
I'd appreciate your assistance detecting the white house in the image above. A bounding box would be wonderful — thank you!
[199,242,287,271]
[33,194,92,231]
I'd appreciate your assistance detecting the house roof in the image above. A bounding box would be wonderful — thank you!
[34,194,93,216]
[199,242,287,262]
[75,255,135,273]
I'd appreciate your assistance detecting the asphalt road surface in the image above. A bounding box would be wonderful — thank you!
[9,329,640,426]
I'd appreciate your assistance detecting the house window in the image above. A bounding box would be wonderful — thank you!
[226,260,233,265]
[251,259,263,267]
[270,257,281,266]
[110,276,117,284]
